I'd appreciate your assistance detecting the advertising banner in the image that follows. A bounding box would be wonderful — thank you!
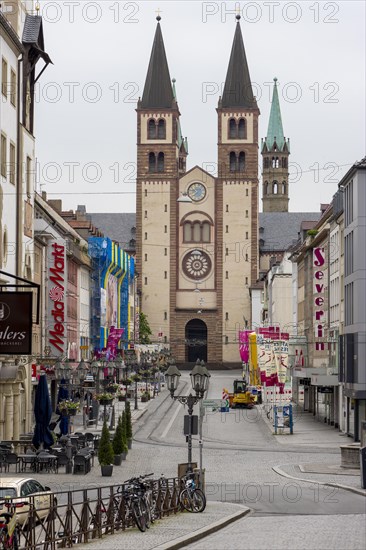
[47,240,67,356]
[0,292,33,355]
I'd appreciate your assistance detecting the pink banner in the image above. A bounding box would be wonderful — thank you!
[239,330,251,363]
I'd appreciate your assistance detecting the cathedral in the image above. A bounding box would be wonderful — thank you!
[135,16,292,368]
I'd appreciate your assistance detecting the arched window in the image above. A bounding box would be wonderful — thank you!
[272,156,276,168]
[202,222,210,242]
[157,152,164,172]
[264,157,269,169]
[148,119,156,139]
[238,118,246,139]
[238,152,245,172]
[148,152,156,173]
[229,152,237,172]
[183,222,192,242]
[264,181,269,195]
[157,119,166,139]
[273,181,278,194]
[275,157,279,168]
[282,157,287,168]
[282,181,286,194]
[229,118,236,139]
[193,222,201,242]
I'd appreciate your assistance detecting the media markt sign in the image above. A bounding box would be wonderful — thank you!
[0,292,33,355]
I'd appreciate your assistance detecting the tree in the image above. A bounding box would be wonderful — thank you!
[98,421,114,466]
[113,416,124,456]
[139,312,152,344]
[125,401,133,442]
[121,410,128,453]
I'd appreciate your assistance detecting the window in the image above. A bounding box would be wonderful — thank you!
[148,118,166,139]
[164,271,167,279]
[245,210,248,218]
[229,118,236,139]
[238,152,245,171]
[183,221,211,243]
[345,231,354,276]
[148,119,156,139]
[3,228,8,266]
[264,181,269,195]
[144,232,147,240]
[264,157,269,169]
[164,204,167,212]
[26,156,32,196]
[1,58,7,97]
[164,248,167,256]
[246,232,248,239]
[193,223,201,241]
[10,69,16,106]
[245,254,248,261]
[1,134,6,178]
[238,118,246,139]
[273,181,278,194]
[164,225,167,233]
[282,157,287,168]
[345,180,354,227]
[202,222,210,242]
[149,152,156,173]
[164,311,167,320]
[272,156,279,168]
[157,119,166,139]
[184,223,191,241]
[225,336,229,344]
[245,277,248,285]
[144,189,148,197]
[9,142,15,184]
[225,248,228,256]
[225,225,228,233]
[282,182,286,194]
[144,277,148,285]
[225,312,229,320]
[144,210,147,218]
[229,151,245,172]
[229,152,236,172]
[157,152,164,172]
[226,204,229,212]
[225,271,229,279]
[144,253,147,261]
[245,188,248,196]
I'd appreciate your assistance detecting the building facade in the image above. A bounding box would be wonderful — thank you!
[136,16,259,367]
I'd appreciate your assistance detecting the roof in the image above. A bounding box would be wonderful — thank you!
[22,14,52,64]
[141,21,174,109]
[259,212,320,252]
[221,20,256,109]
[88,213,136,251]
[263,78,288,152]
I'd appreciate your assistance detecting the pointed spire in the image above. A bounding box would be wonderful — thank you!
[221,18,256,108]
[141,18,174,109]
[266,78,286,151]
[172,78,188,154]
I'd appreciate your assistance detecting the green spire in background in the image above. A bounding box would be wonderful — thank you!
[266,78,286,151]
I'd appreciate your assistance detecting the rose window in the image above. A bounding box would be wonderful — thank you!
[182,250,212,280]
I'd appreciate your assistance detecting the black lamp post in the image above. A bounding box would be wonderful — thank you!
[165,360,210,474]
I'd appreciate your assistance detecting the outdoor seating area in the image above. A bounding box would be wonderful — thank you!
[0,432,99,475]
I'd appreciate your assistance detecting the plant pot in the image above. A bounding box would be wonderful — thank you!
[141,397,148,403]
[99,398,113,406]
[127,439,132,450]
[118,396,126,402]
[101,464,113,476]
[114,454,123,466]
[68,409,77,416]
[121,451,127,460]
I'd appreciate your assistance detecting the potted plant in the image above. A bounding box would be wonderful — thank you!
[113,417,124,465]
[125,401,133,449]
[58,399,80,416]
[141,391,150,403]
[96,392,114,406]
[121,411,129,460]
[98,421,114,476]
[117,391,126,402]
[106,383,119,394]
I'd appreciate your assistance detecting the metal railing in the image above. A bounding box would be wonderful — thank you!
[1,477,182,549]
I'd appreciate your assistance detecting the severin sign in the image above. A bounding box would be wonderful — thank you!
[313,247,326,351]
[48,242,67,355]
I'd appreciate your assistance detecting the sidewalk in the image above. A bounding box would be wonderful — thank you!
[259,403,366,496]
[77,501,250,550]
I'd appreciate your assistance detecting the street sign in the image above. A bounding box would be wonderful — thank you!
[203,399,222,409]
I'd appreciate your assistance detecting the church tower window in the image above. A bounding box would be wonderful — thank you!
[238,151,245,172]
[202,222,210,242]
[229,118,236,139]
[273,181,278,194]
[282,181,286,194]
[158,119,166,138]
[238,118,246,138]
[149,152,156,172]
[148,119,156,139]
[229,151,236,172]
[157,152,165,172]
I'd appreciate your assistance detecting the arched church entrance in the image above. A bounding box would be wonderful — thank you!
[185,319,207,363]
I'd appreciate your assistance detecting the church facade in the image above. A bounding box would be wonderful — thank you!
[135,17,259,367]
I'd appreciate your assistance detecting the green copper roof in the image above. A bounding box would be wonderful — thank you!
[265,78,286,151]
[172,78,188,154]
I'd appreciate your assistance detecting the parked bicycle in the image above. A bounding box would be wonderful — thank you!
[121,473,155,532]
[179,474,206,513]
[0,501,28,550]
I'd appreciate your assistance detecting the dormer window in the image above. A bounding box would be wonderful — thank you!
[147,118,166,139]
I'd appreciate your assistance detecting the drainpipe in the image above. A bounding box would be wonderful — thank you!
[16,54,23,277]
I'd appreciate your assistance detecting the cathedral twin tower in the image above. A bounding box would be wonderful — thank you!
[136,16,290,367]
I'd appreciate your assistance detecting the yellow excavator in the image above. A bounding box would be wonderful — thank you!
[227,379,255,409]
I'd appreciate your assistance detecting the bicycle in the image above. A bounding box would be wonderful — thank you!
[122,473,154,532]
[0,501,28,550]
[179,475,206,513]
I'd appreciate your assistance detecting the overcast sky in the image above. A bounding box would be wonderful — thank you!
[34,0,365,214]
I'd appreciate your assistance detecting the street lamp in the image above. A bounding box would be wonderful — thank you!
[165,360,210,475]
